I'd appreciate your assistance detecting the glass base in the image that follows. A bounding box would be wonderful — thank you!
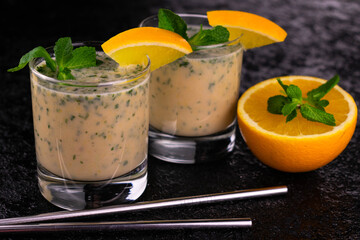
[149,121,236,164]
[37,159,147,210]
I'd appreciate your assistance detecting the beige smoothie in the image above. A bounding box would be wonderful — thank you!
[31,53,149,181]
[150,43,243,137]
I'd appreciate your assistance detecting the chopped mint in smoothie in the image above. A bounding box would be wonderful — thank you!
[8,37,97,80]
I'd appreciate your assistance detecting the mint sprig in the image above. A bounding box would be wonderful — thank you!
[267,75,340,126]
[157,9,230,50]
[8,37,96,80]
[158,8,188,40]
[188,25,230,49]
[8,47,57,72]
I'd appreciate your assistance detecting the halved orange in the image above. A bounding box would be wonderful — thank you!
[101,27,193,71]
[237,76,357,172]
[207,10,287,49]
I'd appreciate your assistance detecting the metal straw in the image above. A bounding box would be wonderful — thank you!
[0,186,287,226]
[0,218,252,233]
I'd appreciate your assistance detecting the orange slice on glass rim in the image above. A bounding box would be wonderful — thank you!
[101,27,193,71]
[207,10,287,49]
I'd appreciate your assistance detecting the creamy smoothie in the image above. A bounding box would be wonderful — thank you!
[31,53,149,181]
[150,43,243,137]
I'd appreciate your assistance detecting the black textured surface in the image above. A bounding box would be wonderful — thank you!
[1,0,359,239]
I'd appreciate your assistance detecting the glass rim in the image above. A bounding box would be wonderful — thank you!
[139,13,242,50]
[29,41,151,88]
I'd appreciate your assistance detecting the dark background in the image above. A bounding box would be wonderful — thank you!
[1,0,359,239]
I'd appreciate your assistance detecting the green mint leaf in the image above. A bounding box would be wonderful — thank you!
[54,38,96,80]
[268,76,339,126]
[267,95,290,114]
[277,78,288,93]
[57,67,75,80]
[300,103,336,126]
[311,99,329,111]
[210,26,230,43]
[8,37,98,81]
[317,99,329,108]
[157,9,229,49]
[286,109,297,122]
[54,37,73,71]
[286,85,302,100]
[282,102,298,116]
[65,46,96,69]
[158,9,188,40]
[307,74,339,102]
[7,46,56,72]
[189,25,229,48]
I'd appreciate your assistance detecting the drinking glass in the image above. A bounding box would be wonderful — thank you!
[29,42,150,210]
[140,14,243,164]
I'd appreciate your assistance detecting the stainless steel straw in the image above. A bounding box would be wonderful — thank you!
[0,218,252,233]
[0,185,287,226]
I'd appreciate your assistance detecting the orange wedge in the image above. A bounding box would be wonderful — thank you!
[237,76,357,172]
[101,27,193,71]
[207,10,287,49]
